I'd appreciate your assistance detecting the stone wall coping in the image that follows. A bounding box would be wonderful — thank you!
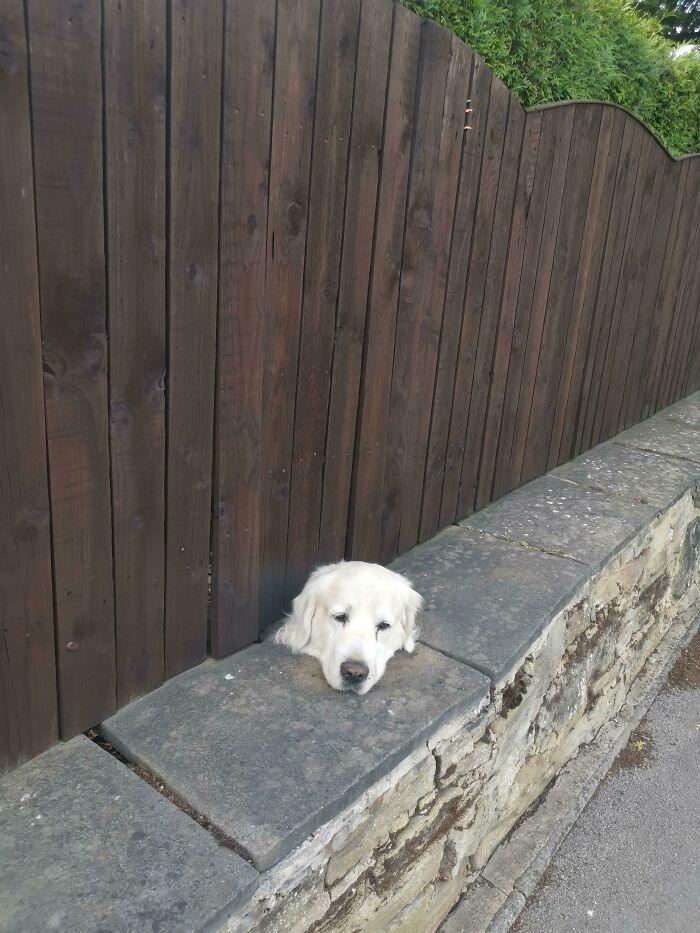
[104,393,700,873]
[2,393,698,930]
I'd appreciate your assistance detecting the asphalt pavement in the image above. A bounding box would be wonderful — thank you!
[512,630,700,933]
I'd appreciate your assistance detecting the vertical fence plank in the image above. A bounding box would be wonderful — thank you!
[679,242,700,397]
[661,179,700,408]
[491,109,557,502]
[588,121,648,449]
[441,68,506,523]
[259,0,321,626]
[419,50,484,537]
[26,0,116,735]
[619,156,679,431]
[400,29,471,552]
[477,109,543,508]
[597,133,658,440]
[549,106,618,467]
[681,262,700,395]
[655,167,700,410]
[211,0,274,656]
[385,23,470,557]
[519,104,602,484]
[442,75,512,525]
[318,0,393,564]
[380,21,453,560]
[566,109,626,457]
[575,117,642,454]
[642,160,698,417]
[636,160,689,421]
[0,0,57,772]
[457,97,526,517]
[284,0,361,602]
[670,182,700,403]
[104,0,167,704]
[507,106,575,489]
[165,0,223,674]
[348,4,421,563]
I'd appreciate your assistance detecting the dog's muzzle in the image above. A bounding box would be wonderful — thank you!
[340,660,369,687]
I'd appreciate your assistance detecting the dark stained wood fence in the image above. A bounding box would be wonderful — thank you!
[2,0,699,774]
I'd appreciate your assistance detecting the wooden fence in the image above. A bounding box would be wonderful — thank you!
[2,0,699,774]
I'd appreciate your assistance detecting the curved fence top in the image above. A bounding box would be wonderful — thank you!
[2,0,699,774]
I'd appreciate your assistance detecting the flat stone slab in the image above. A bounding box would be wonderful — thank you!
[0,735,258,933]
[461,475,655,569]
[391,526,585,682]
[664,390,700,429]
[551,441,699,511]
[617,412,700,466]
[102,642,489,872]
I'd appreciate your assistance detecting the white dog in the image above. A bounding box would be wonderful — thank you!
[275,561,423,694]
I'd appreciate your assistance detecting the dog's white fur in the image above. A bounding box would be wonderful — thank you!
[275,561,423,694]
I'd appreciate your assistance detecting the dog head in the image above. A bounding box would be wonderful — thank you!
[275,561,423,694]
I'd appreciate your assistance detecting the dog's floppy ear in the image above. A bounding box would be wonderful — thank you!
[275,564,334,653]
[397,575,423,653]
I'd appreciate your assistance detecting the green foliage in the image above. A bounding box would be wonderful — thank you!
[637,1,700,44]
[400,0,700,156]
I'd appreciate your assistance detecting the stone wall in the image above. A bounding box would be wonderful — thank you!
[222,488,699,933]
[5,398,699,933]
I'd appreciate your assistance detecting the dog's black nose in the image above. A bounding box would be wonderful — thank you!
[340,660,369,684]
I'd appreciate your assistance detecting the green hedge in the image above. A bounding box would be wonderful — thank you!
[401,0,700,156]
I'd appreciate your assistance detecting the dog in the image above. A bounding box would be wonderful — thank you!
[275,561,423,694]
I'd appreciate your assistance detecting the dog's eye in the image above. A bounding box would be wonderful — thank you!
[376,621,391,632]
[333,612,348,624]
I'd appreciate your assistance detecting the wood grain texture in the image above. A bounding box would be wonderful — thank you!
[0,0,57,773]
[507,106,575,489]
[679,233,700,397]
[165,0,223,674]
[285,0,361,602]
[440,67,506,523]
[549,105,618,467]
[319,0,393,564]
[348,4,421,563]
[619,157,679,431]
[660,170,700,408]
[575,116,643,454]
[519,104,602,484]
[492,108,557,501]
[636,159,689,421]
[669,171,700,404]
[259,0,321,626]
[457,96,526,517]
[420,50,484,535]
[211,0,274,657]
[641,160,698,418]
[598,132,659,440]
[565,108,626,459]
[27,0,116,736]
[382,22,470,557]
[477,108,543,508]
[104,0,167,704]
[590,121,649,447]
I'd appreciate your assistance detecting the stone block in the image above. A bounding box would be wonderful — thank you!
[439,877,508,933]
[0,736,258,933]
[392,525,584,681]
[618,413,700,466]
[662,390,700,430]
[325,754,436,886]
[463,475,655,569]
[102,642,488,872]
[552,440,699,510]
